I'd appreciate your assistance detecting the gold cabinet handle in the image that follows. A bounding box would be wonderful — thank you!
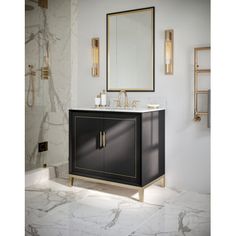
[102,131,106,147]
[99,131,103,148]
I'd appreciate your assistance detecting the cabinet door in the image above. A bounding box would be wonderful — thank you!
[103,113,140,185]
[69,112,103,175]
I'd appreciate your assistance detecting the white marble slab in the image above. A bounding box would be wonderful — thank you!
[25,0,71,170]
[130,203,210,236]
[25,178,210,236]
[70,107,165,113]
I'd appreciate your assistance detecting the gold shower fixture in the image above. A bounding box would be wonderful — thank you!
[91,38,100,77]
[41,55,49,80]
[26,65,36,107]
[165,29,174,75]
[41,66,49,80]
[38,0,48,9]
[29,65,36,76]
[26,0,48,10]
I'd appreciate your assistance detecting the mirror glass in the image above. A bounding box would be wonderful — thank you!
[106,7,155,92]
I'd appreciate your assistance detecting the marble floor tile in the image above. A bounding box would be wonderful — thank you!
[25,178,210,236]
[129,203,210,236]
[129,192,210,236]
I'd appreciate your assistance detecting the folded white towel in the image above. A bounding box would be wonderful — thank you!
[147,104,160,109]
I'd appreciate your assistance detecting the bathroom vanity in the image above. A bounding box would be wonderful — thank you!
[69,108,165,201]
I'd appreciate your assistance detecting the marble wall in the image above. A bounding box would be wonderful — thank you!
[25,0,71,170]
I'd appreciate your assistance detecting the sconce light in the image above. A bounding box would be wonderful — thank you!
[165,30,174,75]
[91,38,99,77]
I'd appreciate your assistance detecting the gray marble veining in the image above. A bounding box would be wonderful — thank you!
[25,179,210,236]
[25,0,71,170]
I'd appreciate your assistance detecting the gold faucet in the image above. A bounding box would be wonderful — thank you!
[117,89,129,108]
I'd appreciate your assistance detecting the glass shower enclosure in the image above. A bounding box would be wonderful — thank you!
[25,0,71,171]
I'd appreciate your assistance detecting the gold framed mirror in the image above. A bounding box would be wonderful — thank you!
[106,7,155,92]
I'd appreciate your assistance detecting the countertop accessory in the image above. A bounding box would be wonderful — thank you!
[95,95,101,108]
[101,90,107,106]
[147,104,160,109]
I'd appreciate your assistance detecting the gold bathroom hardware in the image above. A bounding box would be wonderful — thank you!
[28,65,36,76]
[193,47,211,122]
[68,174,165,202]
[26,65,36,107]
[99,131,106,148]
[38,0,48,9]
[131,100,140,108]
[27,0,48,9]
[113,99,121,108]
[102,131,106,147]
[117,89,129,108]
[91,38,100,77]
[114,91,139,108]
[165,29,174,75]
[99,131,103,148]
[41,66,49,80]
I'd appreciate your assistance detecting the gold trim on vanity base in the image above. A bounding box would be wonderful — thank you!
[68,174,165,202]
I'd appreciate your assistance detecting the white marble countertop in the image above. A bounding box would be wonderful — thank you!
[69,107,165,113]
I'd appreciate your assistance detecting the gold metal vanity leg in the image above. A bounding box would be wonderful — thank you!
[138,188,144,202]
[68,176,74,187]
[159,175,165,187]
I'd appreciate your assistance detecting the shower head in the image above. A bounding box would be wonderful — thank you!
[25,4,34,11]
[25,0,48,11]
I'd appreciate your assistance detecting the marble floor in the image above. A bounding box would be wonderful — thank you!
[25,178,210,236]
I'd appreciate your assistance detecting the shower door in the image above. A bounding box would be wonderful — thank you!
[25,0,71,172]
[25,5,48,171]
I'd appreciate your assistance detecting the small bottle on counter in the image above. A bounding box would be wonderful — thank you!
[95,95,101,108]
[101,89,107,107]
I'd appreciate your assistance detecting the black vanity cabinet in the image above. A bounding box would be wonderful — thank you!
[69,110,165,187]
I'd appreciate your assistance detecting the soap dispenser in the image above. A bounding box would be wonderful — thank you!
[95,94,101,108]
[101,90,107,107]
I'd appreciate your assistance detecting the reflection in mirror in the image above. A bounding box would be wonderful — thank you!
[106,7,155,92]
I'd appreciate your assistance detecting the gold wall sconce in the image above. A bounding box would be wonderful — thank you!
[91,38,100,77]
[165,29,174,75]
